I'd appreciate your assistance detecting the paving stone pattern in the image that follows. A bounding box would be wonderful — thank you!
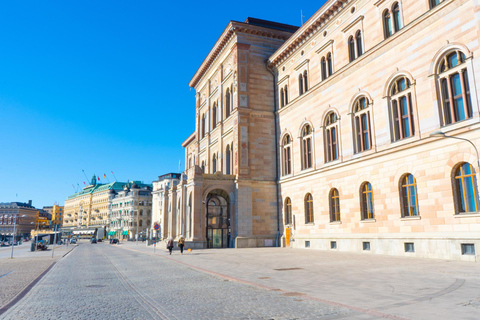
[0,243,354,320]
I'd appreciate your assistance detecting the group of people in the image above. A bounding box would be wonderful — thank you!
[166,236,185,255]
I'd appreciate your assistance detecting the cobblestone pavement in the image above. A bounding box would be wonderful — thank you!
[118,243,480,320]
[0,242,357,320]
[0,244,75,310]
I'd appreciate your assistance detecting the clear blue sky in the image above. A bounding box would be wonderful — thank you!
[0,0,325,207]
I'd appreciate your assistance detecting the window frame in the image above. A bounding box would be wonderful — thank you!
[388,76,415,142]
[400,174,419,217]
[282,134,293,176]
[285,197,292,225]
[329,188,341,222]
[452,162,479,214]
[324,112,339,163]
[360,182,374,220]
[352,96,372,154]
[301,125,313,170]
[304,193,314,224]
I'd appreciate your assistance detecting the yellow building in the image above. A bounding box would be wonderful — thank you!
[51,205,64,228]
[63,175,128,238]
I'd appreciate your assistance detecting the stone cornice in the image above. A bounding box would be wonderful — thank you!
[189,21,294,89]
[268,0,349,68]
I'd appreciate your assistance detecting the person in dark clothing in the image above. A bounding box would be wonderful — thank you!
[178,236,185,255]
[167,238,174,255]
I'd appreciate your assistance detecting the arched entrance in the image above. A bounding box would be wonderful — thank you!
[206,189,230,248]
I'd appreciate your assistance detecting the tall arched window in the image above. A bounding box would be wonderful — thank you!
[348,36,355,62]
[225,145,231,175]
[383,9,393,39]
[327,53,333,76]
[298,73,304,95]
[329,188,340,222]
[282,134,292,176]
[201,114,206,139]
[280,88,285,108]
[360,182,374,220]
[201,161,205,173]
[356,31,363,58]
[212,154,217,174]
[284,197,292,225]
[225,89,231,118]
[212,103,217,129]
[284,85,289,105]
[325,112,339,163]
[400,174,419,217]
[392,3,401,32]
[429,0,443,9]
[437,51,472,126]
[303,71,308,93]
[453,162,478,214]
[304,193,314,223]
[321,57,327,80]
[389,76,415,141]
[353,96,372,153]
[301,125,313,170]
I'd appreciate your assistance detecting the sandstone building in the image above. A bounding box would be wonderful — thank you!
[166,0,480,261]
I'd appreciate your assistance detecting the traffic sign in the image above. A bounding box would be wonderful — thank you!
[154,223,160,231]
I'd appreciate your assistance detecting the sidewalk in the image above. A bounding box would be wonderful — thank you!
[115,242,480,320]
[0,243,77,311]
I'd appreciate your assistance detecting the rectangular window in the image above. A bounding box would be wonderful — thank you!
[330,241,337,249]
[305,240,310,248]
[363,242,370,251]
[404,242,415,253]
[461,243,475,255]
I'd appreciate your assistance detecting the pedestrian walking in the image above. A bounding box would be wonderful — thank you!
[178,236,185,255]
[166,238,174,255]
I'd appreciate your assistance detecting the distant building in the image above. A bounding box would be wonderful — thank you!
[107,182,153,240]
[51,205,64,229]
[0,201,38,240]
[150,173,182,240]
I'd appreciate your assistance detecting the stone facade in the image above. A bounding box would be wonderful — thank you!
[107,182,152,240]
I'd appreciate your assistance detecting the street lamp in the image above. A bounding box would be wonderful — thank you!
[10,214,26,258]
[429,130,480,172]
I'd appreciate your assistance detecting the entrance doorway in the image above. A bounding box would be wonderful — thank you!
[206,190,230,248]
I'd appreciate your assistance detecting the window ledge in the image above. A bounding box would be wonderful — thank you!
[360,219,376,223]
[400,216,421,221]
[329,221,342,225]
[455,213,480,218]
[305,223,315,226]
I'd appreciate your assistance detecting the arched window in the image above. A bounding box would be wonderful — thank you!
[282,134,292,176]
[383,9,393,39]
[298,73,304,95]
[392,3,401,32]
[325,112,339,162]
[360,182,374,220]
[284,197,292,225]
[225,145,231,175]
[304,193,314,223]
[429,0,443,9]
[389,76,415,141]
[212,154,217,174]
[201,161,205,173]
[139,220,143,227]
[303,71,308,92]
[400,174,419,217]
[329,188,340,222]
[348,36,355,62]
[321,57,327,80]
[280,88,285,108]
[353,96,372,153]
[284,85,289,105]
[201,114,206,139]
[327,53,333,76]
[356,31,363,58]
[212,103,217,129]
[225,89,231,118]
[301,125,313,170]
[437,51,472,126]
[453,163,478,213]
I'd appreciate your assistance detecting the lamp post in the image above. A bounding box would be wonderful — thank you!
[429,130,480,172]
[10,214,26,258]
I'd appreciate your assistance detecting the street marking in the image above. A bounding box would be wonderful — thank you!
[0,271,14,279]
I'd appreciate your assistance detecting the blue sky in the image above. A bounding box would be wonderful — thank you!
[0,1,325,207]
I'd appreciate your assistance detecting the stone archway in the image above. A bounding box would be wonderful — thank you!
[206,189,230,248]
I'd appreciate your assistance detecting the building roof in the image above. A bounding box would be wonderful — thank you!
[154,173,182,182]
[189,18,298,88]
[181,132,196,147]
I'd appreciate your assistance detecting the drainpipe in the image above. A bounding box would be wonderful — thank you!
[266,60,281,247]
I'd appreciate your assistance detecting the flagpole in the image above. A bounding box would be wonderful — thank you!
[104,174,110,183]
[82,169,89,182]
[111,171,118,182]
